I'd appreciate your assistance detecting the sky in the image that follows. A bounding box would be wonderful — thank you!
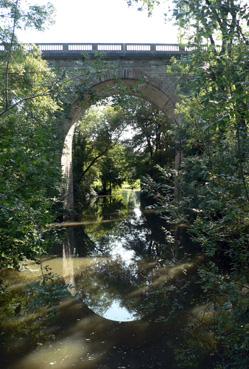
[17,0,178,44]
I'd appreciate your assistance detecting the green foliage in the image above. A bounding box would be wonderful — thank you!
[73,95,174,212]
[73,103,129,213]
[98,144,129,193]
[127,0,249,367]
[119,96,174,168]
[0,47,61,268]
[0,1,62,268]
[0,266,69,355]
[0,0,54,43]
[127,0,160,16]
[27,265,69,311]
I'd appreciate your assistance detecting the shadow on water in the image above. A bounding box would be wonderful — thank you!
[1,190,215,369]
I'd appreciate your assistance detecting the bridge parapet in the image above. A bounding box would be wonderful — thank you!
[0,42,188,59]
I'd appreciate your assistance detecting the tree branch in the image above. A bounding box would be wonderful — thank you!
[79,145,110,181]
[79,125,126,181]
[4,0,19,110]
[0,92,51,118]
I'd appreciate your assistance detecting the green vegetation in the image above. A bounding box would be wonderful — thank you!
[0,1,62,269]
[0,264,69,364]
[73,96,173,214]
[128,0,249,367]
[73,104,128,199]
[0,0,249,368]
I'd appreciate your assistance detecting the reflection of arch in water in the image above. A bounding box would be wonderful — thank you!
[62,226,96,296]
[62,229,77,296]
[70,250,142,323]
[61,78,177,217]
[61,223,141,322]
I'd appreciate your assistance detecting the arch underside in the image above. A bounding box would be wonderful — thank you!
[92,79,176,115]
[61,77,177,216]
[69,78,177,127]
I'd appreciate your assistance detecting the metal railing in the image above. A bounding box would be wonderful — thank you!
[37,43,185,53]
[0,42,186,54]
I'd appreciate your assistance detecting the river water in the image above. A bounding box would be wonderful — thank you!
[1,190,213,369]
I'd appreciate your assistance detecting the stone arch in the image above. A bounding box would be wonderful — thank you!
[62,77,177,138]
[61,77,177,216]
[91,79,176,116]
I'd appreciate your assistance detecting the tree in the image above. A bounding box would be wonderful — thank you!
[73,104,128,212]
[109,95,175,188]
[127,1,249,367]
[120,97,174,166]
[0,0,54,116]
[0,1,62,269]
[75,104,126,179]
[73,95,174,202]
[98,144,129,194]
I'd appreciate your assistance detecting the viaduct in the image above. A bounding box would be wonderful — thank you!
[37,42,185,212]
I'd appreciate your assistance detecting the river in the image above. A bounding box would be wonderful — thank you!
[0,190,214,369]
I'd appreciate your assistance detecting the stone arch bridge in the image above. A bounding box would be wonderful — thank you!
[40,42,186,138]
[39,42,185,212]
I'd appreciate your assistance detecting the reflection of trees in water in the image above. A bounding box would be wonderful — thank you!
[83,191,138,221]
[75,258,141,317]
[82,191,181,260]
[87,195,124,220]
[87,211,173,260]
[70,227,95,257]
[74,250,204,323]
[133,260,204,322]
[117,215,163,258]
[82,191,139,242]
[70,191,205,323]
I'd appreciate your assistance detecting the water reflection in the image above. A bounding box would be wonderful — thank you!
[100,299,137,322]
[63,232,77,297]
[62,191,144,321]
[61,190,201,323]
[1,191,210,369]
